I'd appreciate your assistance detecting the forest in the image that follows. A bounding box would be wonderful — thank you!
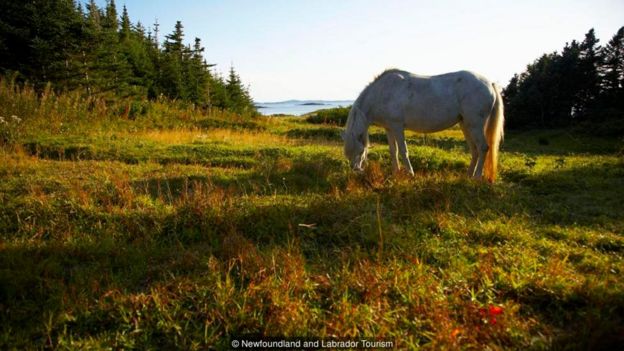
[503,27,624,134]
[0,0,256,114]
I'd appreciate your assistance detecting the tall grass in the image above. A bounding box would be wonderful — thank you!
[0,77,262,141]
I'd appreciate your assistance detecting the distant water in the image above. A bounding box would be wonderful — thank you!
[256,100,353,116]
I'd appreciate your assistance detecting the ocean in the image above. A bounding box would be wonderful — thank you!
[256,100,353,116]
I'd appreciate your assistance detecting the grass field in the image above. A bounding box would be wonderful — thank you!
[1,82,623,349]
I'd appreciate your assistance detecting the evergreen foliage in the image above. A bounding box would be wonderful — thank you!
[0,0,256,114]
[503,27,624,133]
[226,66,254,114]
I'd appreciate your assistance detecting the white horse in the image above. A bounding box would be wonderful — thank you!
[342,69,504,182]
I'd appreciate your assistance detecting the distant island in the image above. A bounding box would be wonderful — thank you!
[255,100,354,116]
[299,102,326,106]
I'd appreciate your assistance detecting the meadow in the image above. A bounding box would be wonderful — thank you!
[1,80,623,350]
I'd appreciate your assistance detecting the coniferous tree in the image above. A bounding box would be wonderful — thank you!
[96,0,134,96]
[601,27,624,104]
[0,0,85,89]
[0,1,257,114]
[186,37,212,107]
[209,72,229,109]
[226,66,254,114]
[119,11,153,97]
[575,28,602,118]
[160,21,188,99]
[120,5,131,41]
[503,27,623,130]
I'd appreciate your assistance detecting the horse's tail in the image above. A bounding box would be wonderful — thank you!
[484,83,505,183]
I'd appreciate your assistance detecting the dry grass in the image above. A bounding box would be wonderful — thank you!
[115,128,295,147]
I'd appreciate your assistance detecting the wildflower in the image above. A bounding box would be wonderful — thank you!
[488,305,503,316]
[0,116,6,124]
[479,305,504,325]
[450,327,461,338]
[11,115,21,123]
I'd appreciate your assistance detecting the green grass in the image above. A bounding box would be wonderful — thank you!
[1,80,624,349]
[305,106,351,126]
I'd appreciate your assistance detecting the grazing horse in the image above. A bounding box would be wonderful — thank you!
[342,69,504,182]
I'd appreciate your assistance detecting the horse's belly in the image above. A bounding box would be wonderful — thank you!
[404,112,459,133]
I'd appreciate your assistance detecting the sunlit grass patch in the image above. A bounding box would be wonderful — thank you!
[117,127,296,147]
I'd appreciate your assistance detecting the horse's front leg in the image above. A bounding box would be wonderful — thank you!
[386,129,400,174]
[393,127,415,176]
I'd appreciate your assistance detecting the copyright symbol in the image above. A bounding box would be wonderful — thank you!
[231,339,239,348]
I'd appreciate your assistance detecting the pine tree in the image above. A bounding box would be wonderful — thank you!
[85,0,133,96]
[160,21,188,99]
[225,65,254,114]
[209,72,229,109]
[118,8,154,97]
[503,28,622,129]
[86,0,102,31]
[164,21,185,56]
[102,0,118,33]
[575,28,602,117]
[554,40,582,121]
[0,0,85,89]
[601,27,624,93]
[0,1,256,114]
[120,5,131,41]
[152,19,160,49]
[186,37,212,107]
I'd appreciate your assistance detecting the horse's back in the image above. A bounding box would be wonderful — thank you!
[414,70,496,116]
[363,69,496,133]
[370,69,493,108]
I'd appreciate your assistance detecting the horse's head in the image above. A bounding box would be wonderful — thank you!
[342,130,368,172]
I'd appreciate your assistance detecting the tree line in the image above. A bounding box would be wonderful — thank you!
[0,0,256,114]
[503,27,624,133]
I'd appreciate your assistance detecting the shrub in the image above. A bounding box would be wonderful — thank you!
[305,106,351,125]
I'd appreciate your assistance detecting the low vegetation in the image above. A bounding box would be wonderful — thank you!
[1,78,623,349]
[305,106,351,126]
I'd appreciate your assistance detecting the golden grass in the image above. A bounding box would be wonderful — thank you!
[108,128,306,148]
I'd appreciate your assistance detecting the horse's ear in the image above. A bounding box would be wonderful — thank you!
[340,130,346,141]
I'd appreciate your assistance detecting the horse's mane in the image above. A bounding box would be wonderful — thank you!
[345,69,402,143]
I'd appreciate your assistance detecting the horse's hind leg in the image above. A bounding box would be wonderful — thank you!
[459,122,478,176]
[393,127,415,176]
[386,129,400,174]
[467,126,489,180]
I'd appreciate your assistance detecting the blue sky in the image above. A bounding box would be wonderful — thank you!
[94,0,624,101]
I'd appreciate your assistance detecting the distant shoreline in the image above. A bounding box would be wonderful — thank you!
[256,100,353,116]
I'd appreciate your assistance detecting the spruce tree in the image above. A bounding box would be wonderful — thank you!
[120,5,131,41]
[226,65,254,114]
[575,28,602,117]
[0,0,257,114]
[186,37,212,107]
[0,0,85,89]
[119,8,153,97]
[160,21,188,99]
[209,72,229,109]
[601,27,624,94]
